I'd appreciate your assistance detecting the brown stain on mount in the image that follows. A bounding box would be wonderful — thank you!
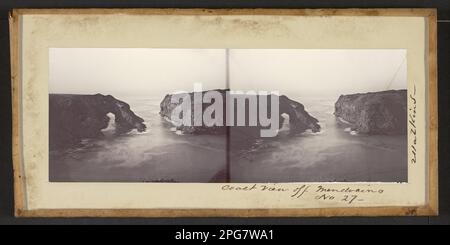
[405,207,418,216]
[194,15,292,38]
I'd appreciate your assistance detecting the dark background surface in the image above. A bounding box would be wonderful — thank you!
[0,0,449,225]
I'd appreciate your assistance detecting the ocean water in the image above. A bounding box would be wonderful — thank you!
[50,95,227,182]
[49,95,407,183]
[231,96,407,183]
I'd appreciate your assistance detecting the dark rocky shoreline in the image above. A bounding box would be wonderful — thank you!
[49,89,407,152]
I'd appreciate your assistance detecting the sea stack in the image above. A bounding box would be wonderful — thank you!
[159,89,320,137]
[49,94,146,149]
[334,90,407,135]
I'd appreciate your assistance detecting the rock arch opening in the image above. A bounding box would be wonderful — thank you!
[279,113,291,132]
[101,112,117,137]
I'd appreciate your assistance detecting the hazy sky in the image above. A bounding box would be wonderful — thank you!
[49,48,406,97]
[49,48,226,96]
[230,49,406,96]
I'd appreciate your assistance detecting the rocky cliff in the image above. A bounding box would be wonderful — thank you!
[159,90,320,138]
[160,90,229,135]
[334,90,407,135]
[49,94,146,149]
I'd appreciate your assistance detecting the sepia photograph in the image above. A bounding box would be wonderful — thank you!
[49,48,408,183]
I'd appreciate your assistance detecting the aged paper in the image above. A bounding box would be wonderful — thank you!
[12,9,436,216]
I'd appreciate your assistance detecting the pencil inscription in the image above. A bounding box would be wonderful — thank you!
[409,84,417,164]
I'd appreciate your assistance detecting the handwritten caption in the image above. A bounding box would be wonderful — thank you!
[408,84,417,164]
[221,184,384,205]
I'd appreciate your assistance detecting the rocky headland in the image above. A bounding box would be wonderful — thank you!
[334,90,407,135]
[49,94,146,150]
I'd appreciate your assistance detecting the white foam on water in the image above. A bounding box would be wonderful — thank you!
[175,130,184,135]
[344,127,351,132]
[136,130,149,135]
[163,116,178,125]
[311,130,325,135]
[80,139,91,144]
[301,129,325,136]
[350,130,358,135]
[338,117,352,125]
[170,127,177,132]
[127,129,149,135]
